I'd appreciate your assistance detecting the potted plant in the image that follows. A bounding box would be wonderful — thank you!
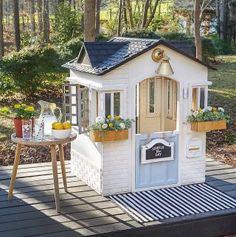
[13,104,36,137]
[187,106,229,132]
[90,115,133,142]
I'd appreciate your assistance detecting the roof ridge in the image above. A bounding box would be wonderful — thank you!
[110,37,160,42]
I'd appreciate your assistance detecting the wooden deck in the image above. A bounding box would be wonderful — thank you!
[0,158,236,237]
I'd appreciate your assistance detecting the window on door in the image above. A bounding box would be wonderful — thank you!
[192,87,207,110]
[104,92,121,117]
[166,79,177,119]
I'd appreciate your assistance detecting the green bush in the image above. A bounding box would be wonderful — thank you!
[0,36,84,98]
[209,34,234,55]
[202,37,218,62]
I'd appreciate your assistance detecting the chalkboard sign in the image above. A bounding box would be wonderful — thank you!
[141,138,174,164]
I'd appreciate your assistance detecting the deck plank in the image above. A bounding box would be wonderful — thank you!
[0,158,236,237]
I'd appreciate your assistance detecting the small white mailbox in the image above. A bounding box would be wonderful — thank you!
[63,37,212,195]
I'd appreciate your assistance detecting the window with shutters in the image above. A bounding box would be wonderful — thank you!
[63,83,89,133]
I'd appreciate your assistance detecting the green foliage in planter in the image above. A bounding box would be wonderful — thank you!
[187,106,229,122]
[91,115,133,131]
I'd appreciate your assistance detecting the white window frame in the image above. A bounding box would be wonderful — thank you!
[191,86,208,110]
[146,78,161,117]
[101,91,124,117]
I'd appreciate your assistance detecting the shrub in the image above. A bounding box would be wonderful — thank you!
[209,34,234,55]
[202,37,218,62]
[52,3,82,45]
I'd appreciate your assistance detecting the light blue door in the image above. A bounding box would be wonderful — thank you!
[135,132,178,189]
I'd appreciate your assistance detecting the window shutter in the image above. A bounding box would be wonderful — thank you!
[63,83,89,133]
[63,83,79,126]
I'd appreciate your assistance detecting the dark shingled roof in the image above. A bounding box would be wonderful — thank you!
[62,37,211,75]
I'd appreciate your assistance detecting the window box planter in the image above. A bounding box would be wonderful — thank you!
[191,120,226,132]
[90,130,128,142]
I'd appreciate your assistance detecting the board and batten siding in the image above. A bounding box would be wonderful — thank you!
[102,137,132,195]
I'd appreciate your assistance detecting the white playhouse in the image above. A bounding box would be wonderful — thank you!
[63,37,212,196]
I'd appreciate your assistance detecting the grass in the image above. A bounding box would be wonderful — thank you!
[208,55,236,123]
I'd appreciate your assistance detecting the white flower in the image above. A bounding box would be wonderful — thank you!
[95,116,105,124]
[193,111,199,117]
[218,107,224,112]
[119,122,126,129]
[206,106,212,111]
[102,123,108,129]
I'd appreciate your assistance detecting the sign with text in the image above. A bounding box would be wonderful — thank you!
[141,138,174,164]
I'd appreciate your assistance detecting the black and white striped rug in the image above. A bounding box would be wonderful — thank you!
[109,183,236,223]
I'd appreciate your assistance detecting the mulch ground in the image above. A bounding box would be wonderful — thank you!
[0,141,71,166]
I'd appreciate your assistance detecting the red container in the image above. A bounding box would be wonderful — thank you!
[14,118,34,138]
[14,118,22,138]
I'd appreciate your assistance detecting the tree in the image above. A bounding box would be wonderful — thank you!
[84,0,95,42]
[43,0,50,43]
[96,0,101,36]
[13,0,21,51]
[194,0,202,60]
[29,0,36,34]
[117,0,123,36]
[37,0,43,32]
[142,0,160,29]
[0,0,3,58]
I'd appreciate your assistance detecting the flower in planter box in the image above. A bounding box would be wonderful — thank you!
[91,115,133,131]
[119,123,125,129]
[187,106,229,123]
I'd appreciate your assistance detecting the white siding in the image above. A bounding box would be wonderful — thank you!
[102,137,132,195]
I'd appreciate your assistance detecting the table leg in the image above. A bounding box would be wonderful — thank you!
[58,144,67,192]
[8,144,22,200]
[50,144,60,213]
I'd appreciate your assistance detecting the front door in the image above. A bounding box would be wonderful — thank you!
[138,77,177,133]
[135,77,178,190]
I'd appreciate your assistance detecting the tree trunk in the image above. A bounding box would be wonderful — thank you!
[142,0,150,28]
[126,0,134,29]
[123,0,128,31]
[29,0,36,34]
[37,0,43,32]
[0,0,4,58]
[145,0,160,28]
[194,0,202,60]
[43,0,50,43]
[84,0,96,42]
[95,0,101,36]
[13,0,21,51]
[186,14,191,35]
[117,0,123,36]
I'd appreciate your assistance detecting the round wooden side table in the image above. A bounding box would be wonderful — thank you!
[9,133,77,213]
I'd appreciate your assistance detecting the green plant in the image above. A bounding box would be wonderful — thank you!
[52,3,81,45]
[187,106,229,122]
[90,115,133,131]
[224,130,236,145]
[0,107,11,114]
[202,37,218,62]
[13,104,35,119]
